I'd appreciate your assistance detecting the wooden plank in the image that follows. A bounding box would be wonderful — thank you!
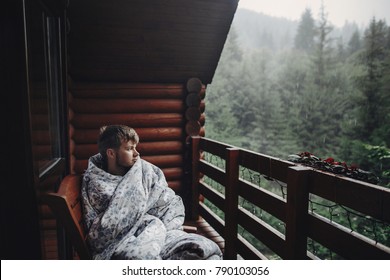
[71,113,183,128]
[199,202,225,238]
[199,182,225,211]
[285,166,311,259]
[238,207,286,259]
[307,213,390,259]
[69,67,215,84]
[238,179,286,222]
[308,169,390,223]
[237,235,268,260]
[71,99,184,113]
[200,137,232,159]
[239,149,294,183]
[72,127,183,143]
[73,141,183,158]
[198,160,226,186]
[142,155,183,168]
[191,136,201,220]
[72,83,185,99]
[224,148,239,259]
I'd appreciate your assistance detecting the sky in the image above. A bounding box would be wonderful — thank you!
[238,0,390,27]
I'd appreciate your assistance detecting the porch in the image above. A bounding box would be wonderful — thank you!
[188,136,390,260]
[3,0,389,260]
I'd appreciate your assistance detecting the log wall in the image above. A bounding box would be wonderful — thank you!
[68,79,206,197]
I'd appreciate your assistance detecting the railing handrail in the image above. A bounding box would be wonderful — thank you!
[191,136,390,260]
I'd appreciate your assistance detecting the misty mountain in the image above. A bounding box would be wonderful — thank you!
[232,8,361,51]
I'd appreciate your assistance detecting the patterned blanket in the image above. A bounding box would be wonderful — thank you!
[81,154,222,260]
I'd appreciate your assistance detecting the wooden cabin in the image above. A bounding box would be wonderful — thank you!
[3,0,389,260]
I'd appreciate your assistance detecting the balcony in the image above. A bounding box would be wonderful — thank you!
[189,136,390,260]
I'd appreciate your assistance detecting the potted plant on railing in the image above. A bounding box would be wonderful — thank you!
[288,152,380,184]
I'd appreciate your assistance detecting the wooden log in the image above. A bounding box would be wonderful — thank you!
[71,83,185,99]
[185,121,201,136]
[186,77,202,93]
[70,99,184,113]
[73,159,184,176]
[72,127,183,143]
[68,108,75,121]
[69,139,76,156]
[140,141,183,155]
[73,141,183,158]
[72,151,184,168]
[199,113,205,126]
[199,126,205,137]
[199,87,206,99]
[70,155,76,174]
[185,107,201,121]
[142,155,183,168]
[185,93,201,107]
[69,124,75,139]
[167,180,181,192]
[200,100,205,113]
[71,113,184,128]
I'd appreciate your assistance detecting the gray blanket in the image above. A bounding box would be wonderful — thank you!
[81,154,222,260]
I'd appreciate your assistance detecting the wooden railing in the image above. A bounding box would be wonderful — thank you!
[190,136,390,260]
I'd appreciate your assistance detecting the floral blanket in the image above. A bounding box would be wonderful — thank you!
[81,154,222,260]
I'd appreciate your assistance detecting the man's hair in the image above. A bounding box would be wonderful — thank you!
[98,125,139,160]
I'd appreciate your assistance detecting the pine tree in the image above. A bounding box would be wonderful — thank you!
[348,30,362,55]
[294,8,316,52]
[356,18,388,141]
[312,2,334,87]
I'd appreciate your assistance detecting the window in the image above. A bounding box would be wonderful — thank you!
[27,2,66,181]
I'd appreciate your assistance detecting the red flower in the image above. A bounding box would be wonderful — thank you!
[324,157,334,163]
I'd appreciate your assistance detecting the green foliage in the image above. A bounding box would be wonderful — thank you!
[294,8,316,52]
[206,10,390,188]
[204,7,390,259]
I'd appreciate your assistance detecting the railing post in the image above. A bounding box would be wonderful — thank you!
[191,136,201,221]
[285,166,311,259]
[224,148,240,260]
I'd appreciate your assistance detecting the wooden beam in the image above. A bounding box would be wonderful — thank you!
[285,166,311,259]
[224,148,239,259]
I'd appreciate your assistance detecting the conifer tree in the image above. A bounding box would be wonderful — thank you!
[294,8,316,52]
[348,30,362,55]
[356,18,388,142]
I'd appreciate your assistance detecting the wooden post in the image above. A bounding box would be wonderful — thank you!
[224,148,240,259]
[285,166,311,259]
[191,136,201,220]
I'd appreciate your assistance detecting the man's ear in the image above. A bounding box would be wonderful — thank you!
[106,148,115,159]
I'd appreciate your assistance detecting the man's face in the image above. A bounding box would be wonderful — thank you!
[114,140,139,169]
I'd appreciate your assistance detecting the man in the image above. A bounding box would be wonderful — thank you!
[81,125,222,260]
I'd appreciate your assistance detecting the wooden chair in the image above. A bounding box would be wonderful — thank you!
[42,175,92,259]
[43,174,198,260]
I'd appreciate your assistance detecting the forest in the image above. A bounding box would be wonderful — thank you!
[205,7,390,188]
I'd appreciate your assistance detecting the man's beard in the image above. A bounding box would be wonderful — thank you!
[115,153,132,172]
